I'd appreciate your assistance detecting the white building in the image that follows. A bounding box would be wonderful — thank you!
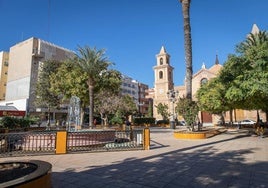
[0,37,74,114]
[121,75,149,116]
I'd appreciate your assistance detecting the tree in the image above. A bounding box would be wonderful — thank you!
[197,78,229,114]
[147,100,153,118]
[50,60,88,102]
[222,31,268,110]
[175,97,199,131]
[155,103,169,120]
[196,78,230,124]
[119,95,138,118]
[94,69,122,126]
[94,90,121,127]
[212,29,268,121]
[76,46,113,128]
[50,59,122,126]
[180,0,193,99]
[95,94,137,127]
[50,60,89,125]
[95,69,122,95]
[35,60,61,126]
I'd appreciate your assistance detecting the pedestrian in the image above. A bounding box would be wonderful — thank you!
[125,119,131,130]
[93,119,97,127]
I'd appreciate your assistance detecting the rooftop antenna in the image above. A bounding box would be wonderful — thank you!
[47,0,51,40]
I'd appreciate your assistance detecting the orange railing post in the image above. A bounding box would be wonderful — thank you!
[143,128,150,150]
[55,131,67,154]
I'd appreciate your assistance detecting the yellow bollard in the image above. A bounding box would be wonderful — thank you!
[55,131,67,154]
[143,128,150,150]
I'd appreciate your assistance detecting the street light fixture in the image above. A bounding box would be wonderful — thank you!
[167,89,179,129]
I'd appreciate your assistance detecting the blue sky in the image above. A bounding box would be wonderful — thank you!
[1,0,268,88]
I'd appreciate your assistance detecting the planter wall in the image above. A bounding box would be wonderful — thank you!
[0,160,52,188]
[174,131,207,139]
[174,129,226,139]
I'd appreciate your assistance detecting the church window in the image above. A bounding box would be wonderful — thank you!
[200,78,208,85]
[160,58,163,65]
[159,71,163,79]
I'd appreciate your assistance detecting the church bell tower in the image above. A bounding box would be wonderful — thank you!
[153,46,174,120]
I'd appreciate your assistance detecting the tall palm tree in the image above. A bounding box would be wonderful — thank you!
[180,0,193,99]
[76,46,112,128]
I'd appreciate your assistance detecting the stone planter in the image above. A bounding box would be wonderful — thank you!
[0,160,52,188]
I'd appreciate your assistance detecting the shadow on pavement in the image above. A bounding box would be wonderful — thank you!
[51,130,268,187]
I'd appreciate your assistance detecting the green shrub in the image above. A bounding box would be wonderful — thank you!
[134,117,156,125]
[110,116,123,125]
[156,119,169,125]
[0,116,32,129]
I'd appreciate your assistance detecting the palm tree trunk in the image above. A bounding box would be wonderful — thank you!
[180,0,193,99]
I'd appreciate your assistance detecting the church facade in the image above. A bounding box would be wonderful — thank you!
[148,42,266,125]
[147,46,222,123]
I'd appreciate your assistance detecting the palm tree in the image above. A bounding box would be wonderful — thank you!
[180,0,193,99]
[76,46,112,128]
[237,31,268,59]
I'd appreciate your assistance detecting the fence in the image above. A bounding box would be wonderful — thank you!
[0,129,149,157]
[0,131,56,157]
[67,130,143,153]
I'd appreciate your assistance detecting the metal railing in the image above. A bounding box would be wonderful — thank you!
[0,129,145,157]
[0,131,56,157]
[67,129,143,153]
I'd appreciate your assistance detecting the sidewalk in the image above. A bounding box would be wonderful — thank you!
[1,127,267,188]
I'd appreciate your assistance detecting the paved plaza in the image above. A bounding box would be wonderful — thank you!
[0,127,267,188]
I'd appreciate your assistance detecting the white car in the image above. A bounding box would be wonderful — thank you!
[178,120,186,126]
[235,119,256,125]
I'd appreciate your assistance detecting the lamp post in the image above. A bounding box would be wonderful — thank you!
[167,89,179,129]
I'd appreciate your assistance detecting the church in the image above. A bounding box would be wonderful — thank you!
[147,46,222,124]
[147,24,267,125]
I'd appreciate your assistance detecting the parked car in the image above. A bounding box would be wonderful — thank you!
[177,120,186,126]
[234,119,256,126]
[240,119,256,125]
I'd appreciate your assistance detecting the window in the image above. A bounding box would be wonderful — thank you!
[4,61,8,66]
[200,78,208,85]
[160,58,163,65]
[159,71,163,79]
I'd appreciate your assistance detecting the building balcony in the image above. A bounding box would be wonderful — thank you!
[32,49,45,58]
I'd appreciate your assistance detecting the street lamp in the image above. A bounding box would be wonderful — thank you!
[167,89,179,129]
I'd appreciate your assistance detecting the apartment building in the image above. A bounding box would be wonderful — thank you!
[0,37,74,115]
[121,75,149,116]
[0,51,9,101]
[137,82,150,116]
